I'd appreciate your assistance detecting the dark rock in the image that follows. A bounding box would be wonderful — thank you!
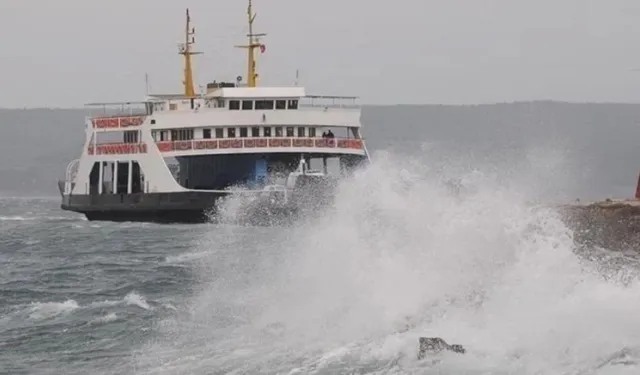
[418,337,466,360]
[558,200,640,251]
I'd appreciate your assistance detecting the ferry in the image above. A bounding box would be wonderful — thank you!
[58,1,370,224]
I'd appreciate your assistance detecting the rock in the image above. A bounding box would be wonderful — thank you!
[417,337,466,360]
[558,199,640,251]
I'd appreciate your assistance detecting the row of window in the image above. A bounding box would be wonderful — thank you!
[151,98,300,113]
[153,126,318,142]
[228,99,299,111]
[170,129,194,141]
[123,130,139,143]
[204,126,316,139]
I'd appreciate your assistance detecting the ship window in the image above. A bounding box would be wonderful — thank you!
[286,127,294,137]
[160,131,167,141]
[288,100,298,110]
[239,127,248,137]
[215,128,224,138]
[297,127,306,137]
[264,127,271,137]
[229,100,240,110]
[275,100,286,110]
[124,130,139,143]
[203,129,211,139]
[275,127,283,137]
[227,128,236,138]
[150,119,156,124]
[171,129,194,141]
[242,100,253,110]
[251,126,260,137]
[309,127,316,137]
[255,100,274,110]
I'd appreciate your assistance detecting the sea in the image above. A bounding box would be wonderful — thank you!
[2,102,640,374]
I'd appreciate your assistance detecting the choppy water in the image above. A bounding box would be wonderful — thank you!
[3,103,640,374]
[3,153,640,374]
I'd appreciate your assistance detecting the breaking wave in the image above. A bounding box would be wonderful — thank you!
[132,150,640,374]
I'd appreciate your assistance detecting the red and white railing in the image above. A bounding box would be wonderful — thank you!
[155,137,363,152]
[91,115,146,128]
[86,137,363,155]
[88,143,148,155]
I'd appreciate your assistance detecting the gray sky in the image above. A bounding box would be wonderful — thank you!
[2,0,640,108]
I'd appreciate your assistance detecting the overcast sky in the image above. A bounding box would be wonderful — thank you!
[2,0,640,108]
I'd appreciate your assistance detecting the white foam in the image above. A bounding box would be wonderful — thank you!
[28,299,79,320]
[124,291,151,310]
[133,150,640,374]
[0,215,35,221]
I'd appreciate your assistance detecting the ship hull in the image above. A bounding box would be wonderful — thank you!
[62,191,224,224]
[60,191,301,224]
[83,209,209,224]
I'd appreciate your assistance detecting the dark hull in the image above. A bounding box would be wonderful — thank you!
[62,191,223,224]
[83,209,210,224]
[60,191,301,225]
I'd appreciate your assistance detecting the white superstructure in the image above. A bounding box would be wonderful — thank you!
[60,1,370,220]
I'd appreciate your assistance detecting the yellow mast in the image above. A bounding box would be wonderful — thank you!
[179,8,202,96]
[235,0,266,87]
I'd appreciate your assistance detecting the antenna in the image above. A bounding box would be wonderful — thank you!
[179,8,203,96]
[145,73,150,95]
[235,0,267,87]
[294,69,299,86]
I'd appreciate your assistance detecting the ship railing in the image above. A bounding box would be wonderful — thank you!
[88,114,148,129]
[299,95,360,109]
[154,136,364,152]
[87,142,148,155]
[62,159,80,195]
[85,100,149,115]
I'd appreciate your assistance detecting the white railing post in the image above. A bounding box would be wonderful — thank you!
[127,161,133,194]
[113,161,119,193]
[98,162,104,194]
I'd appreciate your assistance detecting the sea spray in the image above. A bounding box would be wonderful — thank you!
[132,150,640,375]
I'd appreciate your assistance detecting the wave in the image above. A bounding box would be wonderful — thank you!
[131,150,640,374]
